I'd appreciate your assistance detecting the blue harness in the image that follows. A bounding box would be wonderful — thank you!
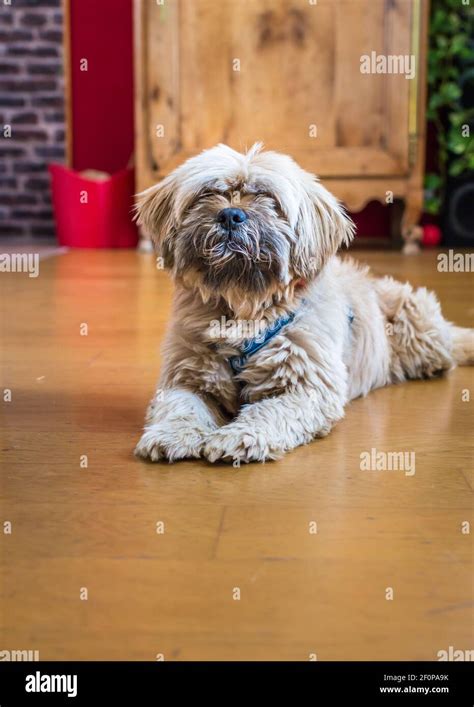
[228,309,298,374]
[228,305,355,375]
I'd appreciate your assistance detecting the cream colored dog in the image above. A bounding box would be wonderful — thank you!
[134,143,473,463]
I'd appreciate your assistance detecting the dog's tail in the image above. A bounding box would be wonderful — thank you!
[452,326,474,366]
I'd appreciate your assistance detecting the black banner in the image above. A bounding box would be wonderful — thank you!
[0,661,472,705]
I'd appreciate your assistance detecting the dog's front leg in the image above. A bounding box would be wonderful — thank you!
[203,387,346,464]
[135,387,224,462]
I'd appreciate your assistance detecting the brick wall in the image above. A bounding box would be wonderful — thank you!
[0,0,64,240]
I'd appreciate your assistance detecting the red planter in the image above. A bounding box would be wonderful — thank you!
[49,164,138,248]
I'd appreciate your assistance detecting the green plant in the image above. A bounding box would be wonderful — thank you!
[424,0,474,215]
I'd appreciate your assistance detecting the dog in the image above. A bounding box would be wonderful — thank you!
[134,143,473,464]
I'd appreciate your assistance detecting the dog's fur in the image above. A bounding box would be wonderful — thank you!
[134,143,473,463]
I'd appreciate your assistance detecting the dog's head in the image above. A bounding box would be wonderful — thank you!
[136,143,354,311]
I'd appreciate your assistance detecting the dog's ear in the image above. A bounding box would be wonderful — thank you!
[293,177,355,278]
[134,174,177,266]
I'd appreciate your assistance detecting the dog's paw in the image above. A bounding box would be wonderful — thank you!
[203,426,285,464]
[134,423,204,462]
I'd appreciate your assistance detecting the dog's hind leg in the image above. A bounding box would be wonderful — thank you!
[375,276,472,382]
[452,327,474,366]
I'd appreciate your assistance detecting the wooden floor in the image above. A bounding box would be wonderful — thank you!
[1,249,473,661]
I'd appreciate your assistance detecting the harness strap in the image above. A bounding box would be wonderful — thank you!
[228,305,355,375]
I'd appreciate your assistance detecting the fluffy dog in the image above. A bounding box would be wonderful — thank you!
[134,143,473,463]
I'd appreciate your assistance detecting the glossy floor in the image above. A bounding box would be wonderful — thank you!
[1,249,473,660]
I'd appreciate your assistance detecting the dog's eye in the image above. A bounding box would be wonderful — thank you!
[198,189,214,199]
[253,191,274,200]
[188,190,215,208]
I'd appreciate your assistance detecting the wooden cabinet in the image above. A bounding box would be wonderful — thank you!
[134,0,429,241]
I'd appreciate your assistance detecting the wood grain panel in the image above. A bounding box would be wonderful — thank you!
[136,0,420,183]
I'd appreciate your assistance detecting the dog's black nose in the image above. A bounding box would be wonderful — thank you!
[217,208,248,228]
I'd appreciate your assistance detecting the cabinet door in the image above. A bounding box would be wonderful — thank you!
[136,0,416,187]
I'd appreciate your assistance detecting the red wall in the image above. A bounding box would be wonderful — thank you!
[70,0,134,174]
